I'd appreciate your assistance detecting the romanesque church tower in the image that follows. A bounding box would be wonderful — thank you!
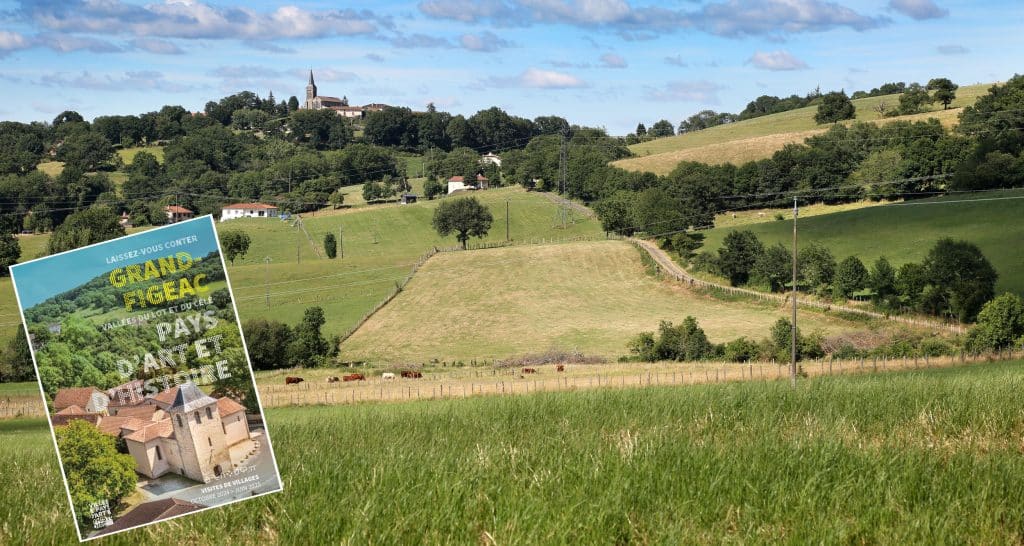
[305,70,317,109]
[167,383,232,483]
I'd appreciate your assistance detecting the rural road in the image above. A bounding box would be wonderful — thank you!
[629,238,965,334]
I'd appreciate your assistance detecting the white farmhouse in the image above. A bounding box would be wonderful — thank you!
[220,202,279,221]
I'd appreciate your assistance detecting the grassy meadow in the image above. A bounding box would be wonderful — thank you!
[226,186,605,339]
[614,83,992,174]
[701,189,1024,296]
[341,240,864,363]
[3,360,1024,544]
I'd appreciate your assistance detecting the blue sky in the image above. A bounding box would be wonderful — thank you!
[0,1,1020,134]
[11,216,220,308]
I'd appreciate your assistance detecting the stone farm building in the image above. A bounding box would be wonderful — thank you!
[220,202,279,221]
[52,383,256,484]
[303,71,388,118]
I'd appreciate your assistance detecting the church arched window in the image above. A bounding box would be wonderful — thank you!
[194,412,201,424]
[176,415,183,427]
[206,407,213,420]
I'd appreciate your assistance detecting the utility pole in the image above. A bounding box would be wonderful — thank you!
[791,197,798,387]
[505,199,510,241]
[264,256,271,308]
[339,226,344,259]
[559,131,568,194]
[297,243,301,265]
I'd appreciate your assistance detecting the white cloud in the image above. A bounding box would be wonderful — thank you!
[18,1,385,40]
[0,31,30,54]
[460,31,514,52]
[748,50,810,71]
[600,52,628,68]
[888,0,948,20]
[487,68,588,89]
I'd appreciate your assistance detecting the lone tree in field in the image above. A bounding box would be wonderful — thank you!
[220,230,251,264]
[927,78,959,109]
[833,256,869,299]
[814,91,856,124]
[922,238,997,322]
[432,196,493,249]
[324,232,337,259]
[718,230,764,287]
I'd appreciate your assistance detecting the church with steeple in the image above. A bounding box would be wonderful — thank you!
[302,70,388,118]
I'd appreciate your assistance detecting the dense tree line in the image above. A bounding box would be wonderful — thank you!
[690,230,996,323]
[243,307,339,369]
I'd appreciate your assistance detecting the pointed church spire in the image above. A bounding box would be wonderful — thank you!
[308,69,315,86]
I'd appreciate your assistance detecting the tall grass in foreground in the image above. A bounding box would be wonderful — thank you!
[3,362,1024,544]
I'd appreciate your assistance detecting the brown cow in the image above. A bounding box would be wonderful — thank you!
[285,376,304,385]
[327,376,340,383]
[522,368,537,374]
[400,371,423,378]
[556,365,565,372]
[343,373,366,382]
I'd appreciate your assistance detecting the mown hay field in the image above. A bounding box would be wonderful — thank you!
[340,240,871,363]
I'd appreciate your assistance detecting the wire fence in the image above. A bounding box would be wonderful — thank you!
[629,238,967,334]
[257,349,1022,408]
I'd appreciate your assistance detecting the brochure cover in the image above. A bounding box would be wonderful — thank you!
[9,216,282,541]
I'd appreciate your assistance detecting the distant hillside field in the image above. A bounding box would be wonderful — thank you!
[340,240,866,363]
[615,83,992,174]
[226,187,604,339]
[701,189,1024,296]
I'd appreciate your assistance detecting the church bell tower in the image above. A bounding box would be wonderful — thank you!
[305,70,317,109]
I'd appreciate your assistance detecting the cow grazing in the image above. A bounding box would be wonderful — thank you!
[400,371,423,379]
[522,368,537,374]
[382,372,396,380]
[327,376,340,383]
[343,373,366,382]
[556,365,565,372]
[285,376,304,385]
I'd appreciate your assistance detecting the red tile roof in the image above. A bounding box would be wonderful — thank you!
[124,420,174,443]
[222,203,278,210]
[216,397,246,416]
[114,404,163,421]
[96,416,146,436]
[150,386,180,407]
[164,205,193,214]
[53,387,103,411]
[447,175,488,183]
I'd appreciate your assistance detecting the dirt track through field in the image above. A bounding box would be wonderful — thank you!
[630,238,966,334]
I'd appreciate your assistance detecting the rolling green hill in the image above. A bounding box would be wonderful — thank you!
[225,187,604,339]
[340,240,871,363]
[700,189,1024,295]
[615,83,993,174]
